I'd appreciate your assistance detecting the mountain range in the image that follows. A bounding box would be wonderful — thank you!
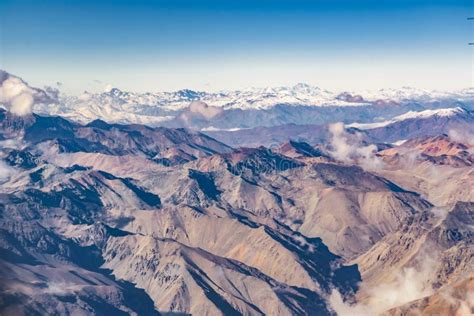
[0,70,473,315]
[0,69,469,131]
[204,107,474,147]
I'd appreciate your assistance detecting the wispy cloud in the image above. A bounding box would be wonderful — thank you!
[178,101,224,126]
[449,129,474,154]
[0,160,16,182]
[104,83,113,93]
[329,250,438,315]
[188,101,223,119]
[328,122,383,169]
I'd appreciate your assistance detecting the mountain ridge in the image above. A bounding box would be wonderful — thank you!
[0,80,472,315]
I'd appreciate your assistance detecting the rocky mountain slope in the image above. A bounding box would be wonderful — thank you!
[375,134,474,206]
[0,113,363,315]
[0,105,472,315]
[204,107,474,148]
[351,201,473,315]
[0,109,232,165]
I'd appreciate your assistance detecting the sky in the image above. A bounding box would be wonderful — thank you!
[0,0,473,94]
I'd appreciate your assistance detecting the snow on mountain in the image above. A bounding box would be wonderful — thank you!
[57,84,473,112]
[29,83,370,127]
[38,83,369,116]
[2,70,474,128]
[355,86,474,103]
[346,107,468,130]
[33,85,473,128]
[394,107,466,120]
[201,83,369,110]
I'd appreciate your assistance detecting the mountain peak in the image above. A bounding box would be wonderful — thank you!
[175,89,202,99]
[394,107,467,121]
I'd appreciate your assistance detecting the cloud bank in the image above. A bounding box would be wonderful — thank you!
[0,70,58,116]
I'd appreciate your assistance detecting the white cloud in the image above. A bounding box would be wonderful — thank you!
[0,160,16,181]
[447,129,474,155]
[364,263,434,311]
[104,84,113,93]
[0,70,58,116]
[178,101,224,126]
[44,282,82,296]
[0,75,35,115]
[328,122,383,169]
[10,93,34,115]
[188,101,223,119]
[448,129,474,148]
[0,137,26,150]
[329,250,438,315]
[201,126,243,132]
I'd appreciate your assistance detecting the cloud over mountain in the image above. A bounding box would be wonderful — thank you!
[328,122,383,169]
[0,70,58,116]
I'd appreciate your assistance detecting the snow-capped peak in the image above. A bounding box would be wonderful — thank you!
[393,107,466,121]
[25,72,473,127]
[346,107,468,130]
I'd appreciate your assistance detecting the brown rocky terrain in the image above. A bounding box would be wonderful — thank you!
[0,111,472,315]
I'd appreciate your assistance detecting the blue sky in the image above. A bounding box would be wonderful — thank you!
[0,0,472,93]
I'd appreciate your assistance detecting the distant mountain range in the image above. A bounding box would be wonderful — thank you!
[204,106,474,147]
[44,85,474,130]
[1,70,471,129]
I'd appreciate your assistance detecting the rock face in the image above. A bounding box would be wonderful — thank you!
[385,277,474,316]
[379,134,474,167]
[375,134,474,206]
[204,107,474,148]
[350,202,474,315]
[361,107,474,143]
[0,111,472,315]
[0,109,232,165]
[0,113,363,315]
